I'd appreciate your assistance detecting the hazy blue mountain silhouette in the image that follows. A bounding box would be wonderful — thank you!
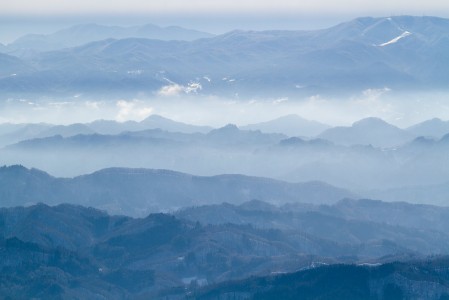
[318,117,415,147]
[6,23,213,52]
[2,16,449,98]
[241,114,330,137]
[0,165,355,216]
[407,118,449,138]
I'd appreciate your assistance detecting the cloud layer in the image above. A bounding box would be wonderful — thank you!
[2,89,449,128]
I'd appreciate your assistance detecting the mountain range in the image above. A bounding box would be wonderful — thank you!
[0,113,330,148]
[1,16,449,98]
[406,117,449,139]
[177,198,449,238]
[2,116,449,191]
[192,258,449,299]
[4,14,449,299]
[0,114,212,147]
[3,23,213,53]
[3,201,449,298]
[0,165,354,216]
[318,117,415,148]
[2,114,449,147]
[241,114,331,137]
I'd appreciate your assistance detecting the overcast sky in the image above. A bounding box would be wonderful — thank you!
[2,0,449,15]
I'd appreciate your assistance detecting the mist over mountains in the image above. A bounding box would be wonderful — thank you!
[406,117,449,138]
[318,117,415,148]
[2,114,449,195]
[1,16,449,98]
[0,165,354,216]
[0,114,213,147]
[241,114,330,137]
[2,114,449,210]
[3,117,449,298]
[3,13,449,299]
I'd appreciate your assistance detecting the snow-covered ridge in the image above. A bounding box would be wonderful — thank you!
[378,31,412,47]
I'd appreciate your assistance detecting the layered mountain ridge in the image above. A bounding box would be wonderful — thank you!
[1,16,449,98]
[0,165,355,216]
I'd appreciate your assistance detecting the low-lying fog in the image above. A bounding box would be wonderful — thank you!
[2,90,449,206]
[1,89,449,128]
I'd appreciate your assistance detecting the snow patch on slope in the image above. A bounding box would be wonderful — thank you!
[378,31,412,47]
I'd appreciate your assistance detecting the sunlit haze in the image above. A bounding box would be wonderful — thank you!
[2,91,449,128]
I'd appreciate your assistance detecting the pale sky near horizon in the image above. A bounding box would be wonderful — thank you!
[2,0,448,15]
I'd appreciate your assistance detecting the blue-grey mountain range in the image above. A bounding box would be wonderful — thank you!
[406,117,449,139]
[3,23,214,53]
[2,114,448,149]
[1,16,449,98]
[3,14,449,300]
[318,117,414,148]
[2,200,449,298]
[0,165,354,216]
[3,118,449,192]
[0,114,213,147]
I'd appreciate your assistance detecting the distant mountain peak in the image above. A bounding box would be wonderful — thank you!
[8,22,213,52]
[209,124,240,134]
[352,117,393,128]
[319,117,413,147]
[409,118,446,128]
[406,118,449,139]
[137,114,212,133]
[241,115,330,137]
[141,114,171,122]
[222,124,239,130]
[279,137,306,146]
[273,114,307,121]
